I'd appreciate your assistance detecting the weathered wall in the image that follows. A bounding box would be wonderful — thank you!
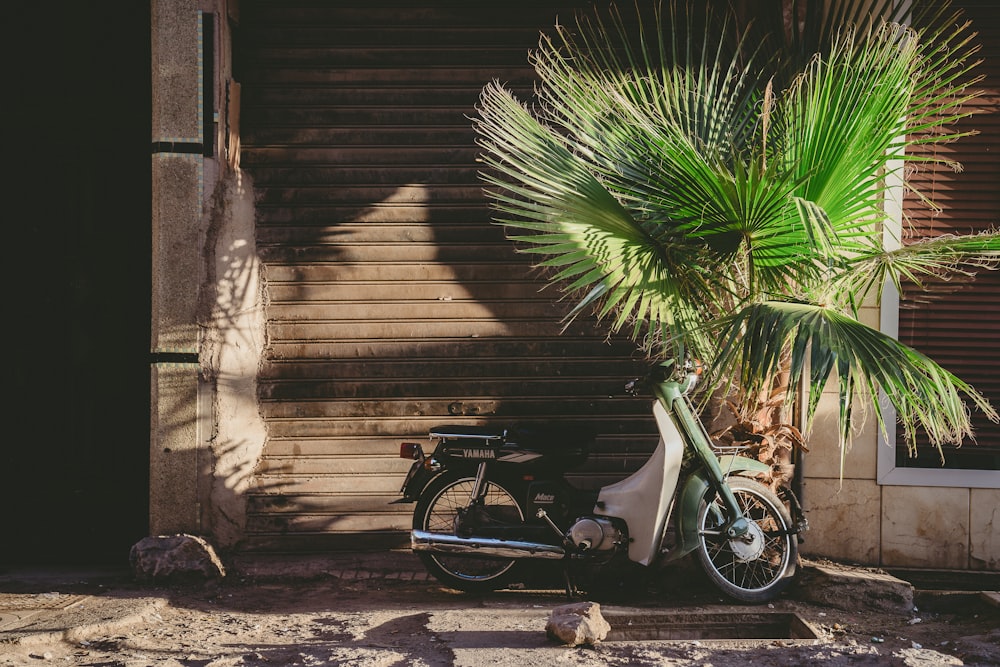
[151,0,266,550]
[151,0,206,536]
[198,168,268,548]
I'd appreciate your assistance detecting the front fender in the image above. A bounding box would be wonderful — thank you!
[667,456,771,561]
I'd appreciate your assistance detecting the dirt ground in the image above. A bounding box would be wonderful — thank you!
[1,557,998,667]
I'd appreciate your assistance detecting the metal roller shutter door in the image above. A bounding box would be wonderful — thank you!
[897,0,1000,470]
[237,0,656,551]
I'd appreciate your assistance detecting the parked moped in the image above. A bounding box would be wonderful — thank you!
[396,358,806,602]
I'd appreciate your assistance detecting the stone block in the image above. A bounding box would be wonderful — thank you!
[152,1,201,140]
[130,534,226,582]
[970,488,999,570]
[151,154,204,352]
[882,486,969,569]
[793,560,914,613]
[802,393,878,481]
[799,478,881,564]
[150,364,201,535]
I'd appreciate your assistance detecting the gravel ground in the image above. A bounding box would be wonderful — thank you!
[1,557,997,667]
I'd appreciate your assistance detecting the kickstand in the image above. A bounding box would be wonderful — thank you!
[562,566,580,600]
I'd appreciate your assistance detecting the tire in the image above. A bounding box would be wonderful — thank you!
[413,471,525,593]
[695,476,798,603]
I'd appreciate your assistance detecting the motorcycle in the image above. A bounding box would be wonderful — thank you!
[394,358,807,603]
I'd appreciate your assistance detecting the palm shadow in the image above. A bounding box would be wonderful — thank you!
[231,1,659,557]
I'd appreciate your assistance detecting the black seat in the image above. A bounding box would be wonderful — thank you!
[429,423,594,470]
[429,424,594,452]
[503,424,594,454]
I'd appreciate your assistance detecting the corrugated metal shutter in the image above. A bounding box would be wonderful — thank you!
[237,1,656,551]
[897,0,1000,469]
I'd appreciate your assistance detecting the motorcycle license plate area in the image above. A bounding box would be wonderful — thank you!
[602,610,821,643]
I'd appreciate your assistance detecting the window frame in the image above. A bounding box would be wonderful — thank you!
[877,159,1000,490]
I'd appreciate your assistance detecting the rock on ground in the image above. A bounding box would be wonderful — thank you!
[545,600,611,646]
[129,534,226,582]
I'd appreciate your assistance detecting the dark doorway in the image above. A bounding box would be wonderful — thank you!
[3,2,151,566]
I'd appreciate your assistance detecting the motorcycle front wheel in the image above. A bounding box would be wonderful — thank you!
[695,476,798,603]
[413,471,525,594]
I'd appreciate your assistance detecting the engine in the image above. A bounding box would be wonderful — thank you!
[566,516,624,552]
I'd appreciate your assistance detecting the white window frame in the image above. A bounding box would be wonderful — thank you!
[877,156,1000,490]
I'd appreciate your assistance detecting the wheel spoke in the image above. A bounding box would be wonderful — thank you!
[420,477,523,584]
[696,478,797,602]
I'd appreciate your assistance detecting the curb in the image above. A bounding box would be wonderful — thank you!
[792,560,916,613]
[228,549,433,582]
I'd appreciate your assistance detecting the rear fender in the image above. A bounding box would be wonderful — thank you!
[393,460,440,503]
[392,457,487,504]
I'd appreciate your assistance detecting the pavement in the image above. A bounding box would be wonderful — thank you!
[0,551,434,646]
[1,550,997,649]
[0,568,164,647]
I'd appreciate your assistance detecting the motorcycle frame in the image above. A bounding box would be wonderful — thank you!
[399,368,773,567]
[650,375,771,564]
[591,372,768,566]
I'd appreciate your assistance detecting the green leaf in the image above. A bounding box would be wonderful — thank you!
[714,301,998,459]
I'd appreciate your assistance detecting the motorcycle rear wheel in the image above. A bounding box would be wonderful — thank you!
[413,471,525,593]
[695,476,798,603]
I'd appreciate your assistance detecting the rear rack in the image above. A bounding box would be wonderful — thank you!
[428,425,506,442]
[710,443,752,456]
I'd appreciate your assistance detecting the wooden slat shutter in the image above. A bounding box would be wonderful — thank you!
[897,0,1000,470]
[237,0,655,551]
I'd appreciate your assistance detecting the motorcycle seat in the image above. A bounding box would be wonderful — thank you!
[429,424,594,467]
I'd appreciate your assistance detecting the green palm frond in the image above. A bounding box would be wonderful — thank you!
[776,22,914,233]
[473,0,1000,461]
[714,301,998,461]
[528,10,759,238]
[836,230,1000,305]
[475,82,723,358]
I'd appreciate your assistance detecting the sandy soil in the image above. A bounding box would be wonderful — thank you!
[1,560,997,667]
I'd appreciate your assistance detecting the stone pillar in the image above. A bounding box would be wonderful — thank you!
[150,0,208,535]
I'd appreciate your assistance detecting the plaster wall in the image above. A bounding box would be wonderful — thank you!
[198,169,267,548]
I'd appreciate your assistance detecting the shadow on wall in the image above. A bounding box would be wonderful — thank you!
[207,2,658,553]
[234,175,654,551]
[193,169,272,549]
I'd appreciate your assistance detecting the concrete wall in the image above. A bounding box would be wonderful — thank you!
[150,0,266,550]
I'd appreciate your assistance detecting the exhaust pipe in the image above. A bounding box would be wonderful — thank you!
[411,530,566,560]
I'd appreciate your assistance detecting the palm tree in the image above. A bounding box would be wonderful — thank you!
[472,0,1000,468]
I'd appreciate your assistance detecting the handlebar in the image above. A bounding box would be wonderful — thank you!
[625,358,704,396]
